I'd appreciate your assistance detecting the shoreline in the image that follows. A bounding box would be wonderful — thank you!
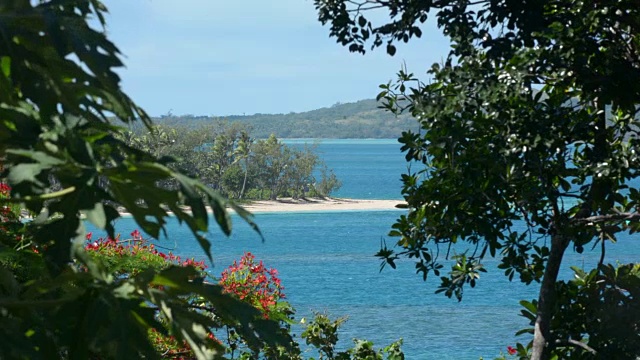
[115,198,406,217]
[237,198,405,214]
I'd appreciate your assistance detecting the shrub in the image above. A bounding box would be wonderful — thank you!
[83,232,404,359]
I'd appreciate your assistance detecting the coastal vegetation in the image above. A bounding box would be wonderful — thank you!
[315,0,640,359]
[83,230,405,359]
[124,124,342,200]
[0,1,392,359]
[2,0,639,359]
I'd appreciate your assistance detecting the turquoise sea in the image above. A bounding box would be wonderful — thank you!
[284,139,406,200]
[89,139,640,359]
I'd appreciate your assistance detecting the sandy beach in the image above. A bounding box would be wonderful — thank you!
[239,198,405,213]
[114,198,405,218]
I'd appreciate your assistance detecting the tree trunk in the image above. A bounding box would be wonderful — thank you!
[531,233,569,359]
[533,97,607,359]
[239,159,248,199]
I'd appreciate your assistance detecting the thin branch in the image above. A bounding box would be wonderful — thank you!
[572,212,640,224]
[346,4,387,12]
[557,192,582,199]
[598,231,606,268]
[147,304,217,313]
[555,339,597,355]
[2,186,76,202]
[162,350,193,357]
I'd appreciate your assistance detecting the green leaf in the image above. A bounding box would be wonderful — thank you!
[515,328,534,336]
[0,56,10,77]
[83,202,107,229]
[519,300,537,313]
[227,201,262,240]
[386,44,396,56]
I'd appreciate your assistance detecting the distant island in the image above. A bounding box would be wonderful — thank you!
[151,99,416,139]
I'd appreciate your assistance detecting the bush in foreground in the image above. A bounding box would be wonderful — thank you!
[84,230,404,359]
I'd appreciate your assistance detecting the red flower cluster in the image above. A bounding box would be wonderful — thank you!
[219,252,285,318]
[84,230,207,271]
[149,328,192,359]
[0,206,14,222]
[0,182,23,244]
[0,182,10,197]
[507,345,517,355]
[1,182,12,223]
[149,326,221,359]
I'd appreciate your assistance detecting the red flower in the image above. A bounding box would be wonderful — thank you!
[507,346,517,355]
[0,182,10,196]
[219,252,285,317]
[130,229,142,240]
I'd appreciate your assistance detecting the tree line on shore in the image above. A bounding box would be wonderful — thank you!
[123,123,342,200]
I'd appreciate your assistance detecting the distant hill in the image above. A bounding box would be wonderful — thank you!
[153,99,416,139]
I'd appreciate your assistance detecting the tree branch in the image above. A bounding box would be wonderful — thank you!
[572,212,640,224]
[554,339,597,355]
[598,232,606,268]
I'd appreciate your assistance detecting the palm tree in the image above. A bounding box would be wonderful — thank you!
[233,130,252,199]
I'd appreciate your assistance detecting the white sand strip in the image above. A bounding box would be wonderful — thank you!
[115,198,406,217]
[238,198,405,213]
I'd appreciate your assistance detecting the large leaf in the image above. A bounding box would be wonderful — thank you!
[149,266,293,355]
[0,2,264,358]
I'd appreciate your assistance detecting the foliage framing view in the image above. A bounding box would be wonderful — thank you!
[315,0,640,359]
[0,1,391,359]
[0,1,293,358]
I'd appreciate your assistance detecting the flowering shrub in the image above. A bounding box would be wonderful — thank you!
[0,182,9,197]
[492,345,523,359]
[83,230,218,358]
[0,179,24,223]
[0,182,18,229]
[84,230,207,276]
[0,168,11,239]
[80,230,405,359]
[0,180,41,282]
[148,328,195,359]
[219,252,287,319]
[0,182,16,232]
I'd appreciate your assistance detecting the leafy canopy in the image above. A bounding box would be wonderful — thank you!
[0,1,286,358]
[315,0,640,359]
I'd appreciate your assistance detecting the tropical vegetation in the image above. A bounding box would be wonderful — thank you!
[124,124,342,200]
[0,0,287,357]
[315,0,640,359]
[84,230,405,359]
[0,1,390,359]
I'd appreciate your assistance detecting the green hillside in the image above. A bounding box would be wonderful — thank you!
[153,99,416,139]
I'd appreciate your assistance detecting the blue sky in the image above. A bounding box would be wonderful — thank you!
[103,1,450,117]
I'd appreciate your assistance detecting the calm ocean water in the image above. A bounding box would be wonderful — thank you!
[88,139,640,359]
[284,139,406,200]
